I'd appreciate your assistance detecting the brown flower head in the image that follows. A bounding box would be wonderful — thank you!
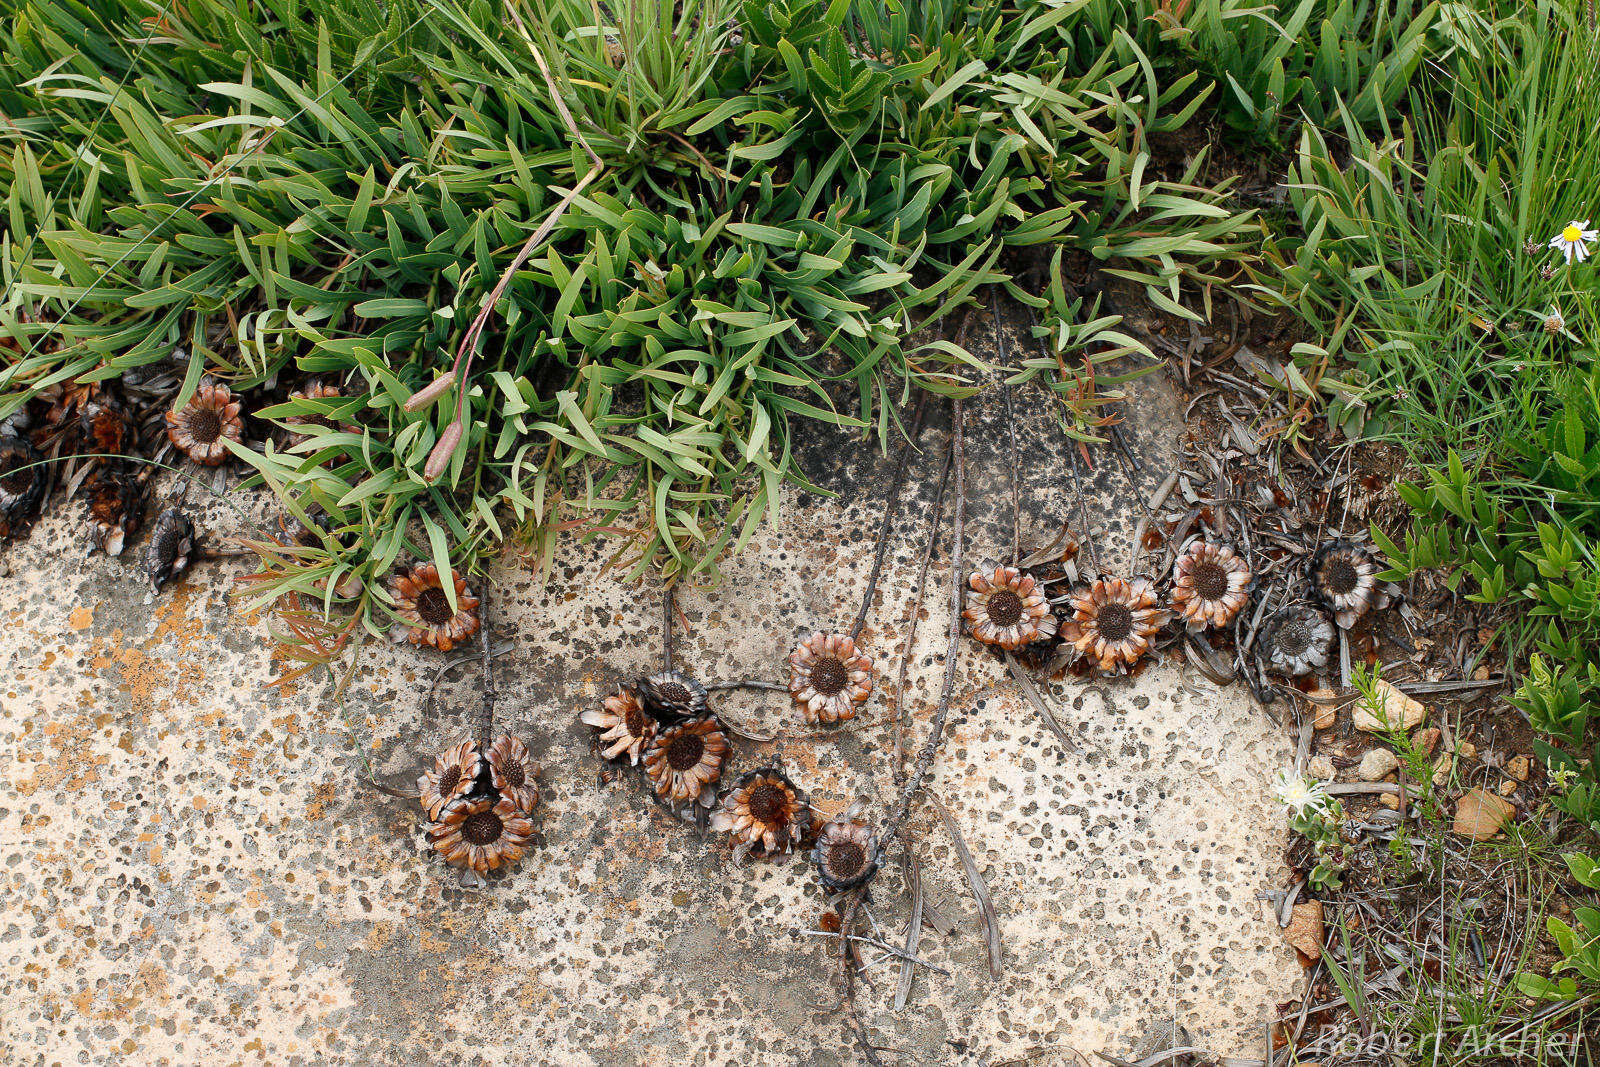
[165,379,243,466]
[1170,541,1251,630]
[0,433,45,528]
[487,734,540,815]
[80,397,131,458]
[428,793,533,874]
[387,562,480,652]
[283,380,345,448]
[811,803,878,892]
[963,565,1058,650]
[709,768,811,861]
[1310,541,1388,628]
[145,506,196,591]
[417,739,482,821]
[83,470,143,556]
[639,670,708,721]
[580,685,657,765]
[1066,577,1168,673]
[1263,605,1335,677]
[788,632,872,725]
[644,716,728,808]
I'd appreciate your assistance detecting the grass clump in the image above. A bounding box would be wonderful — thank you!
[0,0,1267,658]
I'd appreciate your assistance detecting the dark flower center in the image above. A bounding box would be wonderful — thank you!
[1322,556,1358,595]
[187,406,222,444]
[748,781,788,824]
[1192,560,1229,601]
[666,731,705,771]
[1278,621,1312,654]
[0,451,34,495]
[811,656,848,695]
[415,586,454,625]
[499,757,526,788]
[1095,601,1133,642]
[987,589,1025,626]
[658,681,690,706]
[156,527,188,559]
[463,810,504,845]
[624,705,648,737]
[439,766,461,796]
[828,840,868,878]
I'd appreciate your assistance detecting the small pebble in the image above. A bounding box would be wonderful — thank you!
[1357,747,1399,781]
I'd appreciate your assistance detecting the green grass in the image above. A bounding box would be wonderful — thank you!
[0,0,1290,665]
[1264,0,1600,1020]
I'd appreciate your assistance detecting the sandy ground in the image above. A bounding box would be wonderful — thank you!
[0,311,1299,1064]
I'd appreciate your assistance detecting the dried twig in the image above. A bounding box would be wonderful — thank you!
[991,284,1022,566]
[881,393,966,847]
[893,442,954,772]
[662,584,675,671]
[478,583,496,744]
[894,851,926,1010]
[852,392,930,641]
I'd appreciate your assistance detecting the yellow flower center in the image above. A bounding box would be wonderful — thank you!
[1562,224,1583,243]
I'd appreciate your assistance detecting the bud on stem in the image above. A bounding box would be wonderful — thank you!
[403,372,456,412]
[424,419,463,482]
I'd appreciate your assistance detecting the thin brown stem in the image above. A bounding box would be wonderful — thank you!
[850,391,929,642]
[881,392,965,848]
[1020,300,1102,573]
[478,583,496,745]
[990,284,1021,566]
[662,584,675,671]
[892,441,954,776]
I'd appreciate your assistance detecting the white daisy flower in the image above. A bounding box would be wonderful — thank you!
[1549,219,1597,264]
[1273,767,1331,817]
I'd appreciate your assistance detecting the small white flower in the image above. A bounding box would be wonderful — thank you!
[1549,219,1597,265]
[1273,768,1331,816]
[1544,305,1566,335]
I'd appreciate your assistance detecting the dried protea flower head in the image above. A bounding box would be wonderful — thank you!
[283,380,345,448]
[644,716,728,809]
[788,631,872,725]
[486,734,540,816]
[145,506,196,591]
[710,768,811,862]
[387,561,481,652]
[1310,541,1390,628]
[417,739,483,821]
[428,793,534,874]
[83,470,143,556]
[80,396,131,458]
[580,684,657,765]
[1170,541,1251,630]
[164,378,243,466]
[639,669,708,722]
[1065,577,1168,673]
[963,564,1058,650]
[0,432,45,532]
[811,802,878,892]
[1263,605,1335,677]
